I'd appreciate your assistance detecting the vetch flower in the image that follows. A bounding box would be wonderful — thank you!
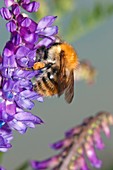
[30,112,113,170]
[8,108,43,134]
[0,0,58,151]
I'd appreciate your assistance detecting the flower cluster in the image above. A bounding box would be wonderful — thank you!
[30,111,113,170]
[0,0,58,151]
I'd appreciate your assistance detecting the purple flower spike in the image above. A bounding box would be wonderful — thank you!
[30,112,113,170]
[0,0,58,151]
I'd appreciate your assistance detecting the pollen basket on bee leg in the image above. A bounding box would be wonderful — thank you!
[33,62,45,70]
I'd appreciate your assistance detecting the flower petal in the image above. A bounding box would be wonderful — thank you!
[0,7,12,20]
[6,20,17,32]
[37,16,57,29]
[22,2,40,13]
[4,0,14,7]
[14,111,43,124]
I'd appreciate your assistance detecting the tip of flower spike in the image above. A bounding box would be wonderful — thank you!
[30,112,113,170]
[65,126,82,137]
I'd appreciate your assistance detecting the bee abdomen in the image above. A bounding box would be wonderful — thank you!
[34,69,58,96]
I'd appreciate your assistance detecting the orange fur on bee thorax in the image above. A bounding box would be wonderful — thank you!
[60,43,78,70]
[33,62,45,70]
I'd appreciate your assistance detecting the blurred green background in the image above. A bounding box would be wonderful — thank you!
[0,0,113,169]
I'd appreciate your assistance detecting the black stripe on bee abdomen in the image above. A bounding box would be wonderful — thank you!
[35,67,58,96]
[42,69,57,91]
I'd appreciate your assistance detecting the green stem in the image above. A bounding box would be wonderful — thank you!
[15,161,29,170]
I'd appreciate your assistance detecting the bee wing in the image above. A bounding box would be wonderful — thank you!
[65,70,74,103]
[57,55,67,97]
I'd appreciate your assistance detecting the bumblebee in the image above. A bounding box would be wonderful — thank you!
[33,37,79,103]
